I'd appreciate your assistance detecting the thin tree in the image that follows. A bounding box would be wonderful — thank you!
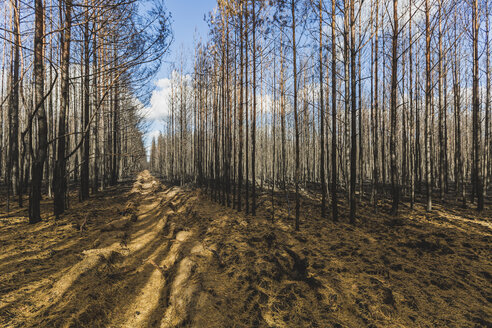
[252,0,257,216]
[485,0,490,195]
[238,0,244,211]
[54,0,72,216]
[80,0,91,201]
[29,0,48,223]
[9,0,20,207]
[349,0,357,224]
[472,0,484,211]
[319,0,327,218]
[292,0,300,230]
[331,0,338,222]
[425,0,432,211]
[390,0,399,215]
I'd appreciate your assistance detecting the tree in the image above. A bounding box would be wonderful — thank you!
[252,0,257,216]
[8,0,20,207]
[29,0,48,223]
[472,0,484,211]
[238,0,244,212]
[409,0,415,208]
[349,0,357,224]
[485,0,490,196]
[53,0,72,216]
[319,0,327,218]
[372,0,380,208]
[425,0,432,212]
[80,0,91,201]
[292,0,300,230]
[390,0,399,216]
[331,0,338,222]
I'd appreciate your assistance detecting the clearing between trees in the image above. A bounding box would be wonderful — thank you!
[0,171,490,327]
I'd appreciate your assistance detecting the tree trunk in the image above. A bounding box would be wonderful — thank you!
[9,0,20,203]
[80,1,90,201]
[425,0,432,211]
[318,0,326,218]
[349,0,357,223]
[54,0,72,216]
[331,0,338,222]
[472,0,484,211]
[252,0,257,216]
[438,1,444,201]
[237,0,244,211]
[292,0,300,231]
[390,0,399,216]
[484,2,490,196]
[30,0,48,224]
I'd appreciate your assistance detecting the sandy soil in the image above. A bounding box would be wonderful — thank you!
[0,171,490,327]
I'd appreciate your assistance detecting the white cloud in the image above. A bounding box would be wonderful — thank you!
[142,71,193,122]
[143,78,173,121]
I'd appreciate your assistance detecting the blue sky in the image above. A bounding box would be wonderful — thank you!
[143,0,217,150]
[158,0,217,78]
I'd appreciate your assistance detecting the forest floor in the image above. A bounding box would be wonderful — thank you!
[0,171,491,328]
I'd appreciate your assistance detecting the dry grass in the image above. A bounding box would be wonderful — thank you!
[0,173,490,327]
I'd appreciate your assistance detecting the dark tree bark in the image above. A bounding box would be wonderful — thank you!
[80,0,90,201]
[245,4,249,214]
[29,0,48,223]
[53,0,72,216]
[111,44,119,186]
[92,5,99,194]
[425,0,432,211]
[9,0,21,206]
[349,0,357,224]
[472,0,484,211]
[409,0,415,207]
[331,0,338,222]
[485,2,490,196]
[372,0,379,208]
[252,0,257,216]
[237,0,244,211]
[319,0,326,218]
[438,1,444,201]
[292,0,300,231]
[390,0,399,216]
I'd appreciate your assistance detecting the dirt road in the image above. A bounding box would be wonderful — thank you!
[0,171,491,327]
[1,171,219,327]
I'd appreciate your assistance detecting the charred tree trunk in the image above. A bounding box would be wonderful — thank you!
[349,0,357,224]
[390,0,399,216]
[80,2,90,201]
[292,0,300,230]
[472,0,484,211]
[425,0,432,211]
[319,0,327,218]
[9,0,20,203]
[331,0,338,222]
[53,0,72,216]
[29,0,48,223]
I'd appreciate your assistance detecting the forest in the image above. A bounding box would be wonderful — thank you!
[0,0,491,327]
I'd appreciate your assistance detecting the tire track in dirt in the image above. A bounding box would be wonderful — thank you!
[114,174,214,328]
[1,170,214,328]
[37,174,168,321]
[64,172,210,328]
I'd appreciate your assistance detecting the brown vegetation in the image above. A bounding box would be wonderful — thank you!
[0,171,490,327]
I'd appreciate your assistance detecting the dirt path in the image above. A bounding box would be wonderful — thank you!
[0,171,214,327]
[0,171,491,327]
